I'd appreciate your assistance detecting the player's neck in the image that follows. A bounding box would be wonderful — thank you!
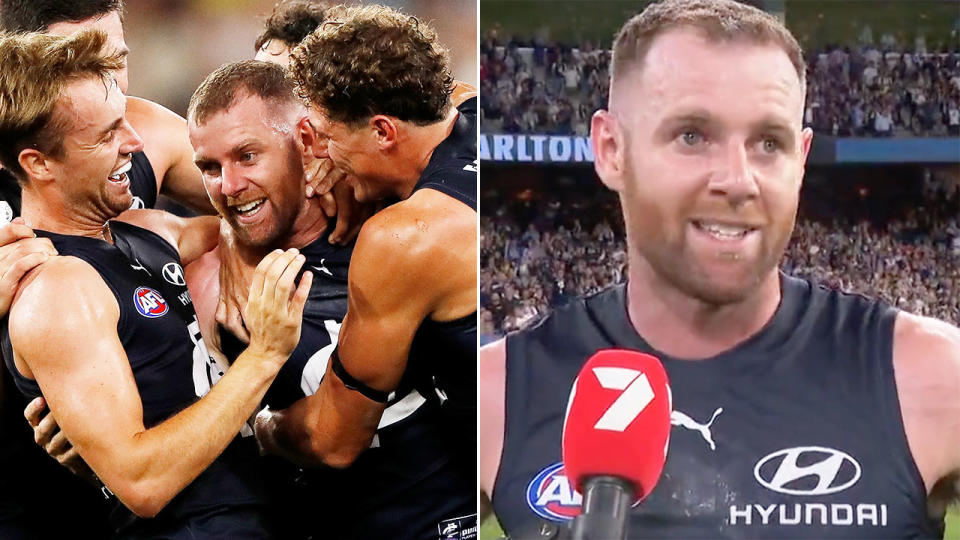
[624,254,781,360]
[20,190,116,242]
[281,196,328,250]
[396,107,459,200]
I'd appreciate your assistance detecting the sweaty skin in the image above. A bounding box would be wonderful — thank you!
[251,83,478,467]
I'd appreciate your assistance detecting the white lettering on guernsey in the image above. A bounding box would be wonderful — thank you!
[728,504,888,526]
[178,290,191,306]
[590,367,654,432]
[189,317,226,397]
[535,475,583,507]
[831,504,853,525]
[780,503,801,524]
[755,503,776,524]
[300,319,341,395]
[729,505,752,525]
[805,503,827,525]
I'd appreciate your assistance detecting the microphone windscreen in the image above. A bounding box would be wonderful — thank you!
[562,349,672,502]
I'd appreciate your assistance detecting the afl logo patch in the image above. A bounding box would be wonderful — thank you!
[133,287,168,318]
[162,262,186,286]
[526,462,581,522]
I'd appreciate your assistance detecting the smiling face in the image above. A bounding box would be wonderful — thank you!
[596,28,813,304]
[305,109,391,202]
[45,76,143,218]
[189,93,306,249]
[47,11,130,94]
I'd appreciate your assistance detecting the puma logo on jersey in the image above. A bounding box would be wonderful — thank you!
[130,258,152,276]
[671,407,723,450]
[312,258,333,276]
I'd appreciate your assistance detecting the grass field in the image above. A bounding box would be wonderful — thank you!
[480,507,960,539]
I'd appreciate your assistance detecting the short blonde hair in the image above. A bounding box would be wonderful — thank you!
[0,29,123,181]
[612,0,805,92]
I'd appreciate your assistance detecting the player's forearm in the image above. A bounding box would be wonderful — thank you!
[96,347,285,517]
[177,215,221,265]
[254,393,332,467]
[162,157,217,215]
[256,385,378,469]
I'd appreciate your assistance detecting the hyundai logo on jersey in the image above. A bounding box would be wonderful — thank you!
[754,446,861,496]
[526,462,582,521]
[134,286,169,318]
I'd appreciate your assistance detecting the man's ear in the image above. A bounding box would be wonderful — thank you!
[18,149,56,184]
[297,116,317,158]
[369,115,398,151]
[591,109,627,193]
[297,115,325,160]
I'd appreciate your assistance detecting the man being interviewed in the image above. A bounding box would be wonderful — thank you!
[479,0,960,538]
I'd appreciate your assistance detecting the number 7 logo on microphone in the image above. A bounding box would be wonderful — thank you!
[591,367,655,431]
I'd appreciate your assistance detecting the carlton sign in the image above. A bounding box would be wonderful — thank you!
[479,134,594,163]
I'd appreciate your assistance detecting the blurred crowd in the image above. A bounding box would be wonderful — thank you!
[479,36,960,137]
[119,0,477,116]
[480,188,960,343]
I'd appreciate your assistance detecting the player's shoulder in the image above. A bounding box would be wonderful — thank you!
[356,195,469,267]
[115,208,179,246]
[479,338,506,369]
[479,338,507,391]
[125,96,188,164]
[893,311,960,382]
[10,256,113,337]
[509,284,624,346]
[125,96,187,129]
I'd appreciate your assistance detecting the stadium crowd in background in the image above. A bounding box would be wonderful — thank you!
[480,34,960,137]
[481,185,960,342]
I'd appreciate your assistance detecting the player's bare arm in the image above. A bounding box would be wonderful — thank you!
[8,249,310,517]
[254,189,476,467]
[0,220,56,317]
[478,338,506,517]
[126,96,215,215]
[893,312,960,515]
[115,209,220,266]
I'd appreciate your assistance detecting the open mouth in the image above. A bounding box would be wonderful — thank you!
[229,198,267,220]
[691,220,758,241]
[108,160,132,184]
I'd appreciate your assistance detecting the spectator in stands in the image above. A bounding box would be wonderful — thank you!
[480,34,960,138]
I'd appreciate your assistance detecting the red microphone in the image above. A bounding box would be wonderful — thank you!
[562,349,672,540]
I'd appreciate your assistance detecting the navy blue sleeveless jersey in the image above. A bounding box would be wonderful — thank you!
[408,96,478,478]
[1,221,270,539]
[0,151,159,538]
[219,227,476,540]
[493,274,943,539]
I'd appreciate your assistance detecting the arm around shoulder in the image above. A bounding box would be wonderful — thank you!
[126,96,215,214]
